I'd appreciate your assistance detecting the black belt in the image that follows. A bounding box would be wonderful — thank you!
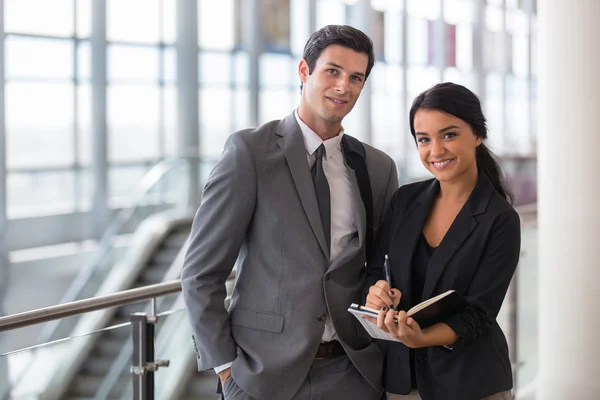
[315,340,346,359]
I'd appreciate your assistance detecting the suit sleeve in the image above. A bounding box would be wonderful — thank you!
[442,209,521,349]
[181,131,257,370]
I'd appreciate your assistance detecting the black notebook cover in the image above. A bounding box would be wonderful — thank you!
[408,290,469,328]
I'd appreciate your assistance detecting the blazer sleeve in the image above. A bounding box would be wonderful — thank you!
[180,131,257,370]
[442,208,521,349]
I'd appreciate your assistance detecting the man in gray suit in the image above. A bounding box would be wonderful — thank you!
[181,25,398,400]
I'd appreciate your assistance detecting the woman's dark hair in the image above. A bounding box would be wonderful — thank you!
[409,82,514,204]
[300,24,375,92]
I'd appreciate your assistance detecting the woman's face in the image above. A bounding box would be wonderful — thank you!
[413,108,480,184]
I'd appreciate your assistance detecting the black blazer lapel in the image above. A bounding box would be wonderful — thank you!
[395,180,438,307]
[421,174,495,300]
[276,113,329,259]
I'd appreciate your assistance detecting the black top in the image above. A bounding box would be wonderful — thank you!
[365,174,521,399]
[409,233,436,389]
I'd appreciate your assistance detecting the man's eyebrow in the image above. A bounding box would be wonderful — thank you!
[325,62,366,77]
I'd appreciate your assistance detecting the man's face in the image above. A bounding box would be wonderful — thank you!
[298,45,369,127]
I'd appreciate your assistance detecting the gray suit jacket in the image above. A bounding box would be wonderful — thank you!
[181,112,398,399]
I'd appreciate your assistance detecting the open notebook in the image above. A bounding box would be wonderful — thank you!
[348,290,468,341]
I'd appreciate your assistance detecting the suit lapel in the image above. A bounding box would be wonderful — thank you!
[395,180,437,306]
[421,174,494,300]
[276,113,329,259]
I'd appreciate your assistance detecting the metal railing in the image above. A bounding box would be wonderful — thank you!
[0,280,184,400]
[0,280,181,333]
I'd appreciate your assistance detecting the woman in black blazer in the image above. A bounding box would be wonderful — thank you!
[365,83,520,400]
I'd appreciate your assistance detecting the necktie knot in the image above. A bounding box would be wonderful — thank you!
[315,144,326,161]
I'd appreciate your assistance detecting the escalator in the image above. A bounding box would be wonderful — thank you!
[61,221,191,400]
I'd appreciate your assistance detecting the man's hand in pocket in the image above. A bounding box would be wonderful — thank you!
[218,367,232,387]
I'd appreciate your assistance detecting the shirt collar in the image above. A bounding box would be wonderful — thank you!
[294,110,344,160]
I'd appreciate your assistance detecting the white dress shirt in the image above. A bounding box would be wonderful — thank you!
[215,111,358,373]
[294,110,358,343]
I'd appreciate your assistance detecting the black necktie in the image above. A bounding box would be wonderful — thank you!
[311,144,331,253]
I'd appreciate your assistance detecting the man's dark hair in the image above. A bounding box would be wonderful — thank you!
[300,25,375,92]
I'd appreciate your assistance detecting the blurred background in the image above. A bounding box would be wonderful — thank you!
[0,0,539,399]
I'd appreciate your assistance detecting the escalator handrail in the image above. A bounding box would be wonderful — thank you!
[35,157,194,345]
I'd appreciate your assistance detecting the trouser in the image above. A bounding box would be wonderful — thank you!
[222,354,381,400]
[386,390,512,400]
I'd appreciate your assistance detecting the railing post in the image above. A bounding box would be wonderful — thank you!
[131,313,155,400]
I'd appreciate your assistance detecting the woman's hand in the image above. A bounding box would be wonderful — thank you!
[366,280,401,311]
[378,309,426,349]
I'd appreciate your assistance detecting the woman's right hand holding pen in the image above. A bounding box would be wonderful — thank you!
[366,280,401,312]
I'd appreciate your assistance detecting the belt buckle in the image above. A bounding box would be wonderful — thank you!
[315,342,333,360]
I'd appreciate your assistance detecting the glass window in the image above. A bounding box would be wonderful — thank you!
[370,63,404,95]
[76,0,92,38]
[485,4,504,33]
[407,0,440,20]
[109,165,150,206]
[444,68,476,89]
[370,64,387,94]
[261,0,291,53]
[506,76,531,154]
[483,72,504,152]
[5,0,74,37]
[483,30,507,72]
[6,82,75,168]
[77,40,91,82]
[77,84,92,166]
[76,168,92,211]
[456,24,474,71]
[199,0,235,50]
[108,85,160,162]
[290,0,310,56]
[7,171,76,218]
[371,0,403,12]
[512,35,529,78]
[234,52,250,86]
[445,23,457,68]
[108,45,160,83]
[372,10,386,61]
[200,88,233,157]
[371,93,402,154]
[444,0,476,25]
[107,0,161,44]
[384,64,404,93]
[506,9,529,35]
[407,66,439,94]
[163,85,178,157]
[162,0,177,44]
[383,10,403,64]
[233,88,251,131]
[260,53,293,87]
[200,52,232,85]
[407,17,429,65]
[6,36,74,80]
[201,87,233,131]
[259,89,294,125]
[163,46,176,83]
[317,0,346,29]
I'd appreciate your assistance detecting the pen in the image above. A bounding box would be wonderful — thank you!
[383,254,392,287]
[383,254,396,311]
